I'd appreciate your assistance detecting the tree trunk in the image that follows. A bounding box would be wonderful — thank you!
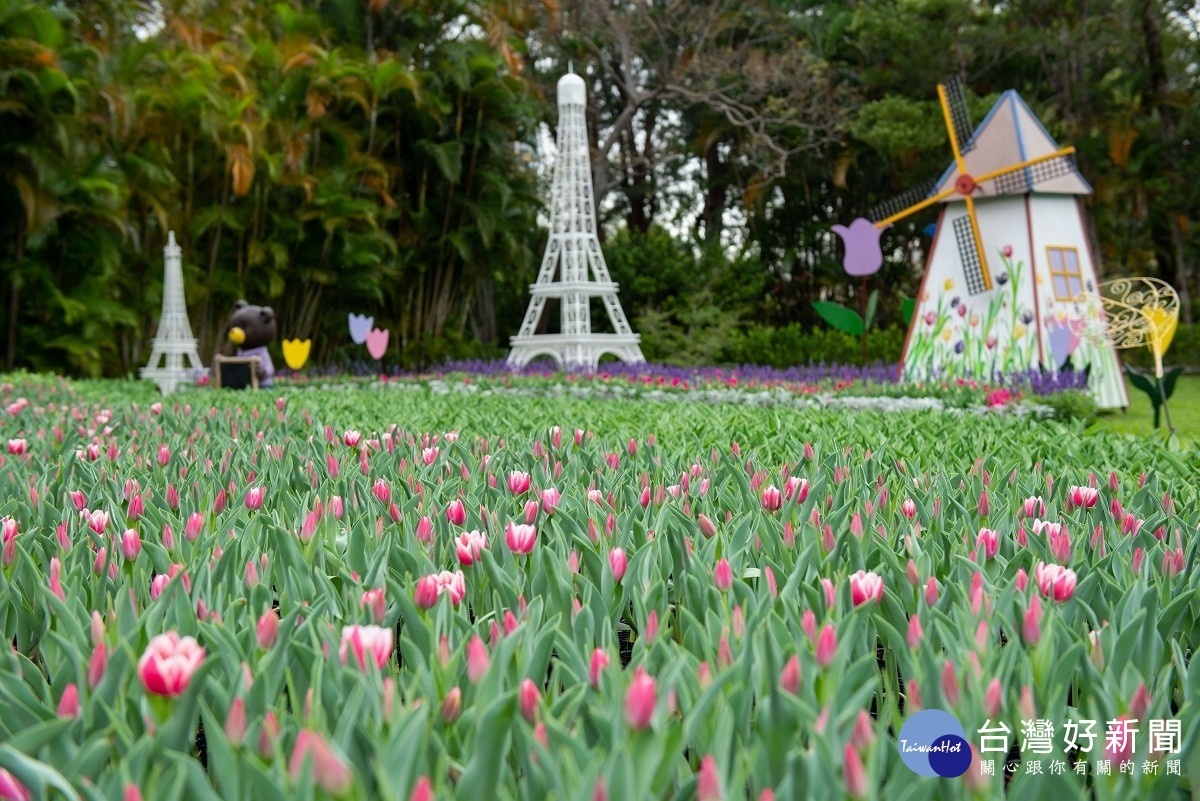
[6,215,25,371]
[1170,216,1193,324]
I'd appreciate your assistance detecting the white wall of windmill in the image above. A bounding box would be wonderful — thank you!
[902,195,1126,409]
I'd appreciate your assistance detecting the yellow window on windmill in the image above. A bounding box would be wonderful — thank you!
[1047,246,1084,300]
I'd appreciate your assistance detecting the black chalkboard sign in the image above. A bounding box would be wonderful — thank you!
[213,357,260,390]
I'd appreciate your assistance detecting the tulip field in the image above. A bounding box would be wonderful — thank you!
[1,374,1198,800]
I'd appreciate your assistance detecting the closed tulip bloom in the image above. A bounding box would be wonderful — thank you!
[123,785,144,801]
[609,547,627,582]
[849,570,884,606]
[441,686,462,723]
[519,678,541,723]
[57,682,79,719]
[84,509,110,535]
[625,668,657,730]
[343,430,361,447]
[907,614,923,649]
[698,514,718,538]
[850,709,875,752]
[339,625,394,670]
[984,678,1002,717]
[413,575,440,609]
[415,516,434,543]
[1023,496,1045,518]
[589,648,610,688]
[785,476,809,503]
[372,479,391,505]
[975,528,999,560]
[697,755,722,801]
[713,558,733,591]
[842,745,868,799]
[900,498,917,519]
[779,655,801,695]
[760,485,782,511]
[815,625,837,668]
[941,660,959,706]
[225,697,247,745]
[128,493,144,520]
[1049,530,1072,564]
[244,487,266,510]
[505,522,537,554]
[409,778,434,801]
[466,636,490,683]
[7,438,26,455]
[1033,561,1077,602]
[289,730,353,795]
[87,643,107,688]
[121,529,142,561]
[0,769,31,801]
[70,490,87,510]
[446,499,466,526]
[257,609,280,649]
[184,512,204,541]
[137,632,205,697]
[540,487,561,514]
[361,587,386,623]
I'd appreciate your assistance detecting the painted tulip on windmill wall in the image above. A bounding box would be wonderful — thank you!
[832,218,888,277]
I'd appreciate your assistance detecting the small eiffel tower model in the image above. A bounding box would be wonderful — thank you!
[507,70,644,371]
[140,231,204,395]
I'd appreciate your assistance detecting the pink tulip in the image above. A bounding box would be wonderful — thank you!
[609,548,627,583]
[184,512,204,541]
[70,490,87,510]
[414,575,439,609]
[975,528,999,560]
[624,667,656,730]
[848,570,883,606]
[361,588,386,623]
[343,430,361,448]
[760,486,782,512]
[1022,595,1042,646]
[900,498,917,519]
[446,499,466,527]
[697,755,722,801]
[128,493,144,520]
[225,697,247,745]
[698,514,718,538]
[289,730,353,795]
[244,487,266,510]
[7,438,26,455]
[1,517,16,566]
[1049,529,1072,563]
[540,487,561,514]
[779,655,800,695]
[507,471,531,494]
[467,636,490,683]
[842,745,868,799]
[906,614,923,649]
[166,484,180,510]
[977,489,990,517]
[1033,561,1077,602]
[57,682,79,719]
[1069,485,1099,509]
[156,444,171,466]
[213,489,227,514]
[1015,568,1028,592]
[785,476,809,503]
[850,709,875,752]
[590,648,610,688]
[339,625,394,670]
[372,479,391,505]
[137,632,205,697]
[84,509,109,535]
[87,643,107,688]
[983,678,1002,717]
[815,625,837,668]
[505,522,537,554]
[0,769,31,801]
[1023,496,1045,518]
[1130,683,1151,720]
[121,529,142,561]
[439,686,462,724]
[941,660,959,706]
[713,558,733,591]
[455,530,488,566]
[257,609,279,649]
[519,678,541,723]
[409,777,434,801]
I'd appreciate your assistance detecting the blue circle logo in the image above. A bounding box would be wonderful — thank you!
[896,709,971,778]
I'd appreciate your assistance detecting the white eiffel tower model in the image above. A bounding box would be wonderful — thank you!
[140,231,205,395]
[507,70,644,371]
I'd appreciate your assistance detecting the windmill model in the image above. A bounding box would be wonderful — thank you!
[834,79,1128,409]
[507,70,645,371]
[141,231,205,395]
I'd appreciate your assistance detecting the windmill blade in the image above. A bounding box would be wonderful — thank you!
[953,198,992,296]
[942,77,977,155]
[977,152,1080,195]
[866,176,941,224]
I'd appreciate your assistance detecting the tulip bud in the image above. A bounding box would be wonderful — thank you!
[441,686,462,723]
[779,655,800,695]
[466,636,489,683]
[713,558,733,591]
[519,678,541,723]
[225,697,247,745]
[57,682,80,719]
[257,609,280,649]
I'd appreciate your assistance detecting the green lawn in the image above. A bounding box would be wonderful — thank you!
[1094,374,1200,439]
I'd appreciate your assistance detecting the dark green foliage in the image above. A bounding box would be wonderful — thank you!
[1125,364,1185,429]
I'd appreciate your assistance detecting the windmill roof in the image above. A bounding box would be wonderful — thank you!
[934,90,1092,197]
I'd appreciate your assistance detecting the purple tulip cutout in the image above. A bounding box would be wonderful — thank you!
[832,218,888,277]
[365,328,389,360]
[348,313,374,345]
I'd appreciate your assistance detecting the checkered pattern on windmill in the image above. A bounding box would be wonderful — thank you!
[953,216,988,296]
[992,154,1079,194]
[944,77,978,155]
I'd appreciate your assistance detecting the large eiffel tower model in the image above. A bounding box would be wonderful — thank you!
[140,231,204,395]
[507,70,644,371]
